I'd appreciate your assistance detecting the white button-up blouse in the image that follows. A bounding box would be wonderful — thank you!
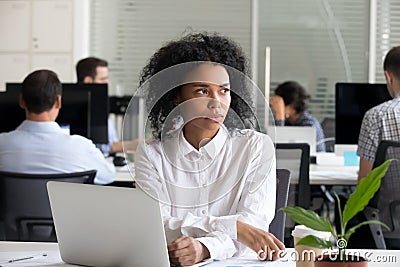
[135,126,276,260]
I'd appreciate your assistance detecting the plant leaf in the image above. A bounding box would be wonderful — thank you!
[334,192,344,236]
[295,235,332,249]
[343,159,392,227]
[344,220,391,241]
[281,206,335,236]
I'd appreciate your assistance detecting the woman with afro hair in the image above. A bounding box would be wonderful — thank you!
[134,32,285,266]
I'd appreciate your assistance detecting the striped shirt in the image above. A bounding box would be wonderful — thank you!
[357,95,400,162]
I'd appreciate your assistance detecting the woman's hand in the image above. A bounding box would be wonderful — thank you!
[237,220,285,261]
[269,95,286,121]
[168,236,210,266]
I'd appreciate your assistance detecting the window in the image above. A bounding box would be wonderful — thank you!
[374,0,400,83]
[258,0,370,122]
[89,0,251,96]
[90,0,393,127]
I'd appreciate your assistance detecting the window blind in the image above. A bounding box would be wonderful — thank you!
[258,0,369,122]
[89,0,252,96]
[374,0,400,83]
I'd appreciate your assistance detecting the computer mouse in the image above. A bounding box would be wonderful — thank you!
[113,156,128,167]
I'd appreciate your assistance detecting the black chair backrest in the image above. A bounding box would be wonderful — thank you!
[275,143,310,209]
[371,140,400,239]
[0,170,96,241]
[321,118,335,152]
[269,169,291,242]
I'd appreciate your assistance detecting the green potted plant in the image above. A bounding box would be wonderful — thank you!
[282,159,392,266]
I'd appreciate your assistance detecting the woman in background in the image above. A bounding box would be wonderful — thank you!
[269,81,326,152]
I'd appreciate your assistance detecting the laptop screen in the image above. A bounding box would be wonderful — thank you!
[268,126,316,156]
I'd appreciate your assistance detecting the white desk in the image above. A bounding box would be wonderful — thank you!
[310,164,358,185]
[1,241,399,266]
[114,160,359,185]
[105,155,134,182]
[0,242,73,266]
[283,152,358,185]
[310,152,358,185]
[114,164,134,182]
[113,152,360,185]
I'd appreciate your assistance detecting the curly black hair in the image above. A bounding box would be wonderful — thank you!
[139,32,259,140]
[274,81,310,114]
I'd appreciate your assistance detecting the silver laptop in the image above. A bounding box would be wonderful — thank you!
[47,182,212,267]
[267,126,317,156]
[47,182,170,267]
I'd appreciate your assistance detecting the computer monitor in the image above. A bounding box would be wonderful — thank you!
[335,82,392,145]
[56,89,91,137]
[0,89,25,133]
[63,83,109,144]
[0,84,91,139]
[2,83,109,144]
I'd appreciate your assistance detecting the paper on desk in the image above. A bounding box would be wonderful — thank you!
[205,257,293,267]
[187,258,213,267]
[0,251,73,267]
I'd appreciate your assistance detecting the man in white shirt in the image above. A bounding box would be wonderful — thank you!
[0,69,115,184]
[76,57,140,155]
[76,57,119,155]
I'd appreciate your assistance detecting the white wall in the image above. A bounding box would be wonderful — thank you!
[0,0,89,90]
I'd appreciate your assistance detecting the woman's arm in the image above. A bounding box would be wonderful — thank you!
[269,95,286,121]
[233,136,285,259]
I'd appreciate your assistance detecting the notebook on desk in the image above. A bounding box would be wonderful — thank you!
[47,182,212,267]
[267,126,317,156]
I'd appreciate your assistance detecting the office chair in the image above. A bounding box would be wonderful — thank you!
[269,169,291,242]
[0,170,96,242]
[275,143,310,209]
[275,143,310,246]
[342,140,400,249]
[320,117,335,152]
[365,140,400,249]
[315,118,336,217]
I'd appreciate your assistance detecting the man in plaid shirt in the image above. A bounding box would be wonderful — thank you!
[357,46,400,181]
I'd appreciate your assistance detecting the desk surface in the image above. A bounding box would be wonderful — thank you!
[106,156,134,183]
[310,164,358,185]
[115,163,134,182]
[114,159,359,185]
[310,152,358,185]
[277,152,358,185]
[1,241,399,267]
